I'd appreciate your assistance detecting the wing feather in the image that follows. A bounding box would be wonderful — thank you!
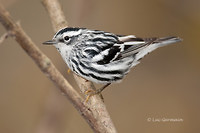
[84,32,181,65]
[115,37,157,60]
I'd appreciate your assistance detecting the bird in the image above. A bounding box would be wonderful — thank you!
[43,27,181,100]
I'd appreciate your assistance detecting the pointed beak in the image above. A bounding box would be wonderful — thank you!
[43,40,57,45]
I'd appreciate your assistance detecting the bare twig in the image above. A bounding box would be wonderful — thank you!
[0,1,117,132]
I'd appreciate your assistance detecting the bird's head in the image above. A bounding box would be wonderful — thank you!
[43,27,86,49]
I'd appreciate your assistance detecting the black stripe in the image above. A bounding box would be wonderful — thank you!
[112,76,123,81]
[71,59,88,76]
[124,45,132,50]
[104,34,118,40]
[84,49,99,57]
[97,46,120,64]
[71,58,121,81]
[72,58,112,81]
[87,40,114,51]
[92,30,118,39]
[92,31,105,34]
[71,65,75,72]
[55,27,85,37]
[87,43,102,49]
[79,61,122,75]
[71,58,124,82]
[92,38,116,43]
[89,73,110,81]
[125,37,144,42]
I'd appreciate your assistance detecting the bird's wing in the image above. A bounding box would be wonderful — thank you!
[82,34,157,64]
[113,35,157,61]
[82,32,181,65]
[81,32,120,64]
[114,35,181,61]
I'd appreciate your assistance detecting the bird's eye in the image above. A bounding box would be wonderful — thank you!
[63,36,70,41]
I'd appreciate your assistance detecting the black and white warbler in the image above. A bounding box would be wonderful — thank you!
[43,27,181,97]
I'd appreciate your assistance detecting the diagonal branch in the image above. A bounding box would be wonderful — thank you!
[42,0,117,132]
[0,1,117,132]
[0,3,83,108]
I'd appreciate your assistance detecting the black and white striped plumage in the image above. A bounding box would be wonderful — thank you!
[43,27,181,84]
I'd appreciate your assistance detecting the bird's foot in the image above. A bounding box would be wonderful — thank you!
[67,69,71,74]
[85,89,104,102]
[84,83,111,102]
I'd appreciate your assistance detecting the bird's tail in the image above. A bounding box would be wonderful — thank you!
[154,36,182,47]
[132,36,182,66]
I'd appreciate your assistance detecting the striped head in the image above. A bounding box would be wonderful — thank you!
[43,27,89,61]
[43,27,85,49]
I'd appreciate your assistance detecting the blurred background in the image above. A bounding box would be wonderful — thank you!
[0,0,200,133]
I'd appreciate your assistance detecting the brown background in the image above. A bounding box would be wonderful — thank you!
[0,0,200,133]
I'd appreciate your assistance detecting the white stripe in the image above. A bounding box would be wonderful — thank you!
[118,35,136,41]
[90,57,132,71]
[63,30,82,37]
[91,49,109,62]
[79,62,121,77]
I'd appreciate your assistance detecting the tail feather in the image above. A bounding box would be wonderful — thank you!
[132,36,182,66]
[155,36,182,47]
